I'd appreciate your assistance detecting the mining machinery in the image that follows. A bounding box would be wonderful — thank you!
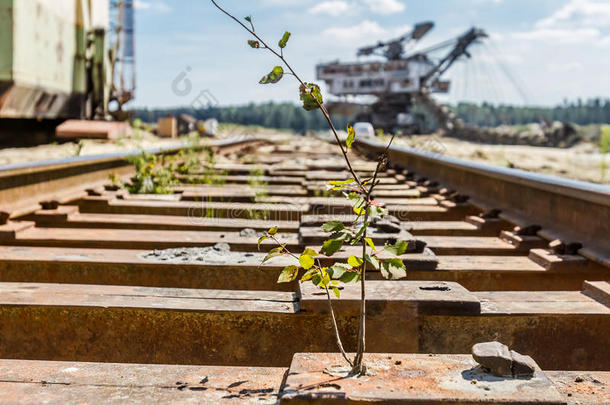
[0,0,135,122]
[315,22,488,132]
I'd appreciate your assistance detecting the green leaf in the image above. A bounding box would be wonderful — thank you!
[247,40,260,48]
[278,31,291,48]
[244,16,252,22]
[368,205,387,218]
[330,230,352,242]
[321,239,343,256]
[321,271,331,288]
[277,265,298,283]
[267,226,279,235]
[346,125,355,149]
[384,240,409,256]
[311,268,330,288]
[299,83,323,111]
[332,287,341,298]
[340,271,360,283]
[380,258,407,280]
[301,268,317,282]
[365,253,380,270]
[302,248,319,257]
[262,246,283,264]
[364,237,376,251]
[259,66,284,84]
[299,254,315,270]
[351,223,368,245]
[321,221,345,233]
[328,262,351,279]
[345,192,365,209]
[329,179,354,186]
[257,235,268,250]
[347,255,363,268]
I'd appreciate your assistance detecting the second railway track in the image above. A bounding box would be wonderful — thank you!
[0,135,608,403]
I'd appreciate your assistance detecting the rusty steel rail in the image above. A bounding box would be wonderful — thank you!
[0,136,265,220]
[356,137,610,266]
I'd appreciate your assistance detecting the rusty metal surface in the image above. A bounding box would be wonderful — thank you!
[3,246,605,292]
[299,280,481,316]
[582,280,610,307]
[0,297,364,367]
[31,208,301,232]
[546,370,610,405]
[78,196,310,221]
[0,359,286,404]
[0,281,605,368]
[6,225,301,251]
[0,359,605,404]
[419,313,610,371]
[0,136,609,402]
[0,137,264,219]
[0,245,300,291]
[356,138,610,266]
[281,353,565,404]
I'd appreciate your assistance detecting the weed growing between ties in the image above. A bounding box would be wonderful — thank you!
[247,167,271,220]
[600,125,609,181]
[110,135,226,194]
[125,150,177,194]
[212,1,409,375]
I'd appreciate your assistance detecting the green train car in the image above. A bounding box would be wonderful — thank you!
[0,0,131,122]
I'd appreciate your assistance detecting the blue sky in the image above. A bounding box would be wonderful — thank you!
[133,0,610,108]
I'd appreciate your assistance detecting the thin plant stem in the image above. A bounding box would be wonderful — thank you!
[269,235,352,367]
[210,0,363,189]
[352,133,396,373]
[211,0,399,374]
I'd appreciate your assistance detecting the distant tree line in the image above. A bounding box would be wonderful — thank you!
[452,98,610,127]
[133,102,350,132]
[133,98,610,131]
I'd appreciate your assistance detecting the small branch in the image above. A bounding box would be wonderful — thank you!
[211,0,402,374]
[210,0,305,87]
[323,275,353,368]
[269,235,352,367]
[351,133,396,374]
[316,101,362,188]
[210,0,361,189]
[351,208,369,373]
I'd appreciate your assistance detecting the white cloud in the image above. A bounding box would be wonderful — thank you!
[322,20,388,45]
[548,61,583,72]
[510,0,610,47]
[361,0,405,15]
[308,1,351,16]
[134,0,171,13]
[260,0,310,6]
[320,20,413,47]
[512,27,603,44]
[536,0,610,29]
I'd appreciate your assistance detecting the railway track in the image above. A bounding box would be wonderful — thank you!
[0,135,608,404]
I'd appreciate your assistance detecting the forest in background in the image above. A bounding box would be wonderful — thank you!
[134,98,610,132]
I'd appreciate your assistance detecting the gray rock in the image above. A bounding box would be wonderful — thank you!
[239,228,258,237]
[211,242,231,252]
[472,341,513,377]
[384,215,401,225]
[510,350,537,377]
[140,243,234,264]
[472,342,537,378]
[373,219,402,234]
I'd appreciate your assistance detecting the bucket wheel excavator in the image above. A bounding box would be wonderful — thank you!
[315,22,487,133]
